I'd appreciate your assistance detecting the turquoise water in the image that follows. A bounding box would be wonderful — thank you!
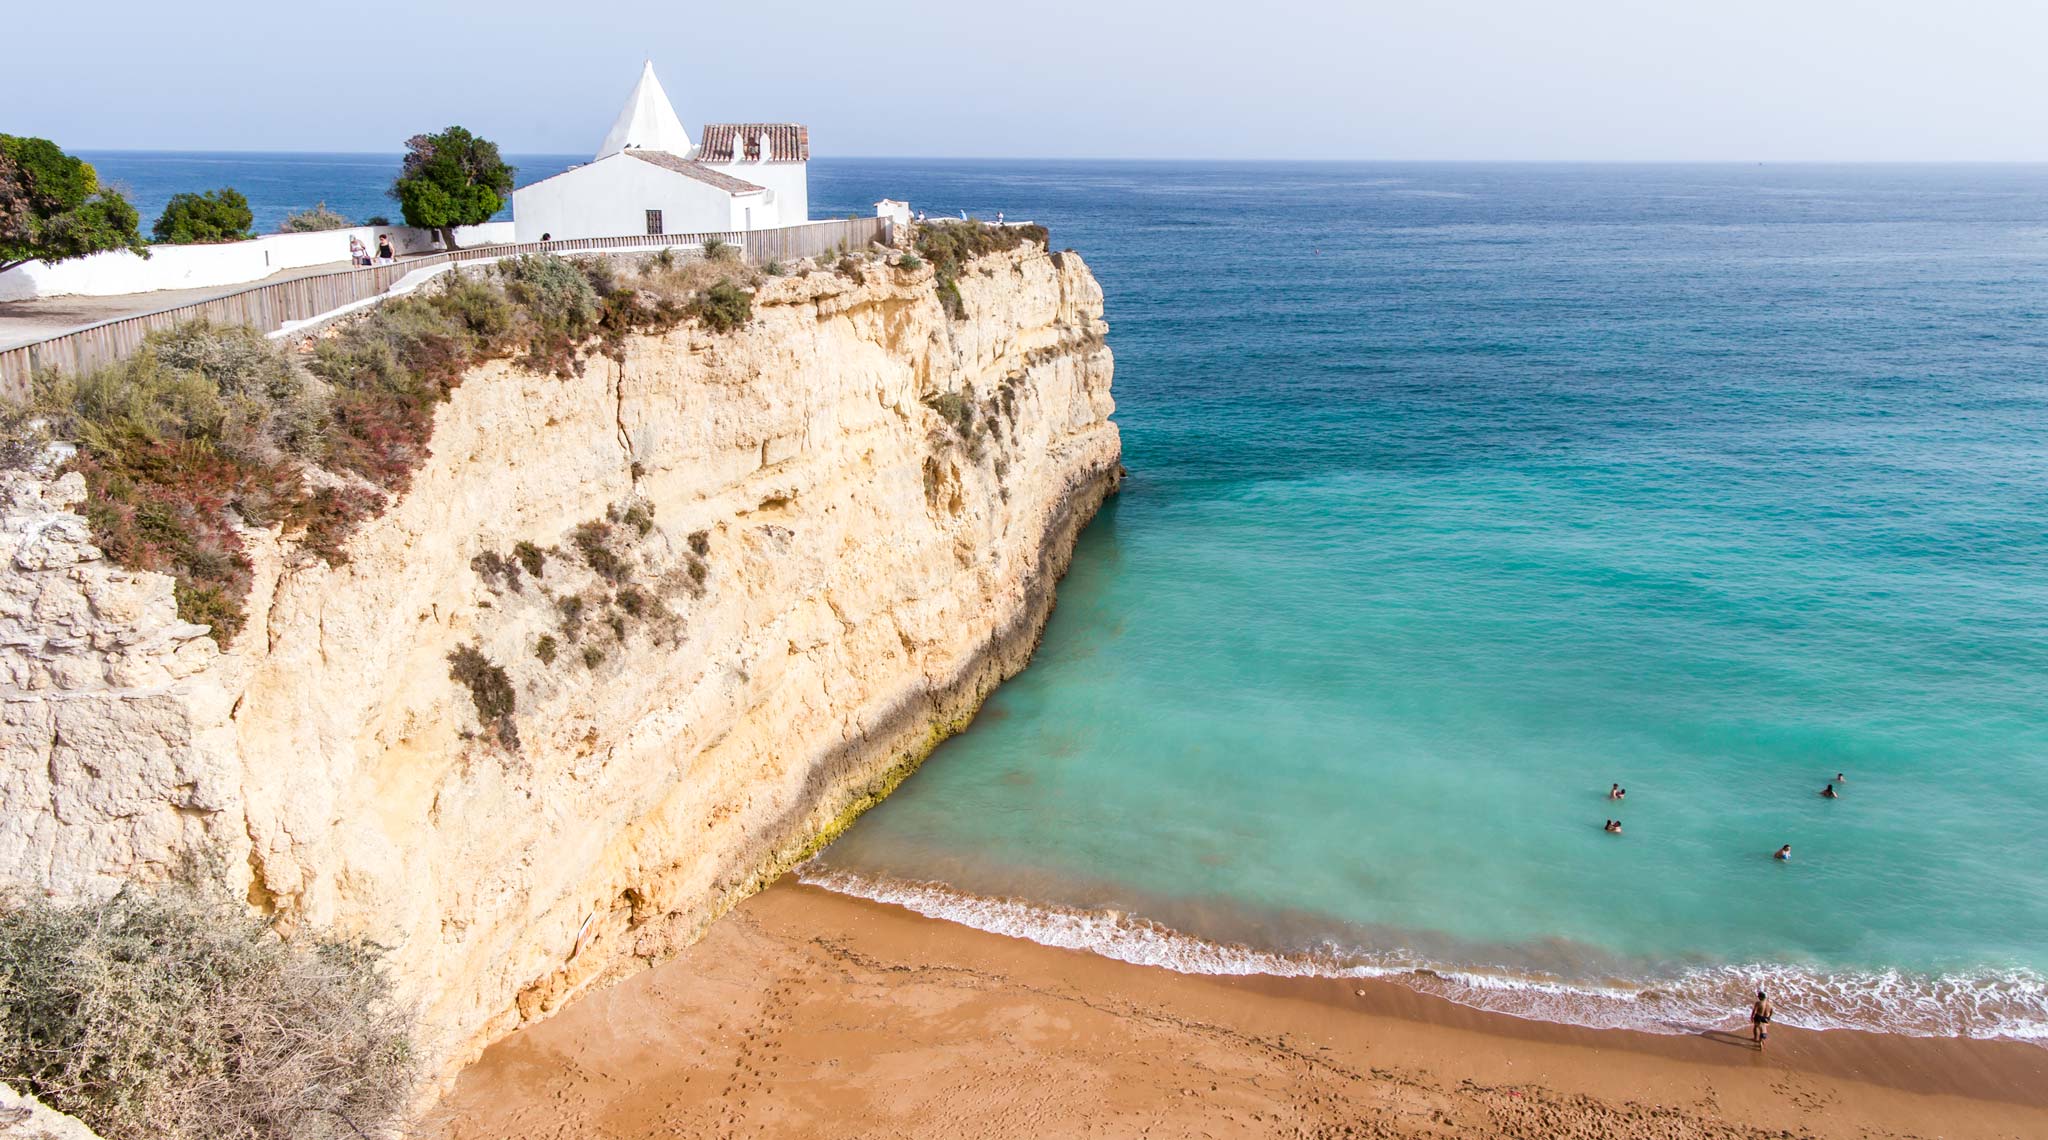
[801,163,2048,1040]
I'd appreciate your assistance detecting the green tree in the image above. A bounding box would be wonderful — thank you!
[390,127,513,251]
[152,187,255,244]
[0,134,147,273]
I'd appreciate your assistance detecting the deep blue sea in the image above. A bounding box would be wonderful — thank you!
[80,154,2048,1040]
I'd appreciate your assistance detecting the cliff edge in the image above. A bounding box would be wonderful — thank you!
[0,242,1119,1078]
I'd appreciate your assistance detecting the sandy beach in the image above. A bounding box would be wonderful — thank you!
[427,882,2048,1139]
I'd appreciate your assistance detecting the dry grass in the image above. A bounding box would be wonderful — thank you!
[0,881,416,1140]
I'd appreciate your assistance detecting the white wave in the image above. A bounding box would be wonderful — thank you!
[796,865,2048,1044]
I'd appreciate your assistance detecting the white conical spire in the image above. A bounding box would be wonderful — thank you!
[595,61,694,160]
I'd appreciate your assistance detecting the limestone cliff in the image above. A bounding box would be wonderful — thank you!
[0,244,1119,1076]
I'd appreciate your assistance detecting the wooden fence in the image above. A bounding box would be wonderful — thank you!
[0,216,891,399]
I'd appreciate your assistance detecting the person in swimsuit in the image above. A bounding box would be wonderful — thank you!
[1835,772,1846,783]
[1821,783,1839,798]
[1608,783,1623,800]
[1604,819,1622,834]
[1751,991,1774,1047]
[1774,844,1792,861]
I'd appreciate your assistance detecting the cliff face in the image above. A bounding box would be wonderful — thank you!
[0,245,1118,1074]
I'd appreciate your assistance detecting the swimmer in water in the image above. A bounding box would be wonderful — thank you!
[1774,844,1792,861]
[1604,819,1622,834]
[1821,783,1839,798]
[1835,772,1846,783]
[1608,783,1623,800]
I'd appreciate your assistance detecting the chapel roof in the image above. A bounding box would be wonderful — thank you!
[626,150,767,195]
[697,123,810,164]
[596,62,694,160]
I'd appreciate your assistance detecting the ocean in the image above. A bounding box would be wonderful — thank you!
[81,153,2048,1041]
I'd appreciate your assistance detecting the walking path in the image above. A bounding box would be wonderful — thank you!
[0,255,436,350]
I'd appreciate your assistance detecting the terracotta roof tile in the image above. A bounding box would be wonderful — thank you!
[697,124,810,164]
[626,150,767,194]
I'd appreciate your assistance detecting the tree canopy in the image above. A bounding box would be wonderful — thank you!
[152,187,255,244]
[390,127,514,250]
[0,134,148,273]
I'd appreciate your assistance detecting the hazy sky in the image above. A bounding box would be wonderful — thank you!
[7,0,2046,160]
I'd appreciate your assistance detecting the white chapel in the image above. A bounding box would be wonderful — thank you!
[511,63,810,241]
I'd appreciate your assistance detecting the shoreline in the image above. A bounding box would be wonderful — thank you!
[429,881,2048,1138]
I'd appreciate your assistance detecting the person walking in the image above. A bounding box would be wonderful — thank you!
[376,234,396,264]
[349,235,369,266]
[1750,990,1774,1048]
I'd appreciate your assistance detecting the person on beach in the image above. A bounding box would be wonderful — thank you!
[1774,844,1792,861]
[1820,783,1839,798]
[1751,991,1774,1047]
[376,234,396,263]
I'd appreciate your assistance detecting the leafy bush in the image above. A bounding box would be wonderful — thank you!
[151,189,254,244]
[581,645,604,668]
[447,643,517,749]
[534,633,557,664]
[701,237,736,262]
[762,259,785,276]
[934,276,965,320]
[688,281,751,333]
[0,881,416,1140]
[499,255,600,376]
[514,540,545,578]
[571,520,627,582]
[896,252,923,271]
[926,390,976,438]
[276,203,352,233]
[363,215,391,227]
[471,549,522,593]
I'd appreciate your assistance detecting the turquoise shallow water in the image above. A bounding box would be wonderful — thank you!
[802,162,2048,1040]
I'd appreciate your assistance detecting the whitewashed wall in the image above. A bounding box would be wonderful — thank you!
[701,159,809,226]
[0,222,518,302]
[511,154,767,242]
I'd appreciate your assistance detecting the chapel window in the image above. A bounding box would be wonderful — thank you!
[646,210,664,236]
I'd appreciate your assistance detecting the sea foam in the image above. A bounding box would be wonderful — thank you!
[798,866,2048,1043]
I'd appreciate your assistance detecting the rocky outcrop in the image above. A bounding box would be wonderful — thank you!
[0,1084,102,1140]
[0,244,1119,1078]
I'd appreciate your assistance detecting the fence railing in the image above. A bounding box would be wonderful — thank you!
[0,216,891,399]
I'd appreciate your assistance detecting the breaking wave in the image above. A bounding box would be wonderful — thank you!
[797,866,2048,1043]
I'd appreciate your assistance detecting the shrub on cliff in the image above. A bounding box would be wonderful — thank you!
[0,881,416,1140]
[448,643,518,749]
[151,189,254,245]
[688,280,751,333]
[914,221,1046,323]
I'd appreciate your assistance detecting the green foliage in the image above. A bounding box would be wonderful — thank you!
[0,134,148,272]
[926,390,976,438]
[0,880,416,1140]
[614,499,655,536]
[581,645,604,668]
[514,540,546,578]
[688,280,752,333]
[447,643,517,749]
[534,633,557,665]
[499,255,600,376]
[152,188,254,244]
[389,126,514,244]
[896,252,922,271]
[701,236,736,262]
[363,214,391,226]
[913,221,1047,323]
[471,549,523,593]
[571,520,627,582]
[276,202,352,233]
[762,259,785,276]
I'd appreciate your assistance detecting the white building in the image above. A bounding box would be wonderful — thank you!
[511,63,810,242]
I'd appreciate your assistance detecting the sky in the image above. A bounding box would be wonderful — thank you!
[5,0,2046,161]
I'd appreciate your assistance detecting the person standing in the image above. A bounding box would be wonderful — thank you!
[1751,990,1774,1048]
[376,234,396,264]
[349,235,369,266]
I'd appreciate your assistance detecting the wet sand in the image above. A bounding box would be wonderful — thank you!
[428,881,2048,1139]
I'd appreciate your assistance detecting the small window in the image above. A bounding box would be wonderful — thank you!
[645,209,664,236]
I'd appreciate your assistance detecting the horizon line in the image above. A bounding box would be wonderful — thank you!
[64,149,2048,167]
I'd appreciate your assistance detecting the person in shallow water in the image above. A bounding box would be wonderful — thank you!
[1821,783,1839,798]
[1751,990,1774,1047]
[1608,783,1625,800]
[1603,819,1623,833]
[1774,844,1792,860]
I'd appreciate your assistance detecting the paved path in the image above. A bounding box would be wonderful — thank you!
[0,255,438,350]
